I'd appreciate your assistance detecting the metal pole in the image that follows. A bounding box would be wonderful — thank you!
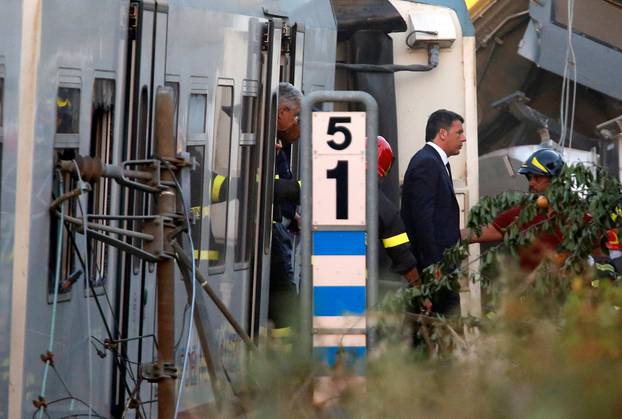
[174,242,227,407]
[172,241,255,348]
[154,87,177,419]
[300,91,379,352]
[300,97,313,355]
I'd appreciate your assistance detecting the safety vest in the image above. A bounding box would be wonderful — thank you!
[606,208,622,250]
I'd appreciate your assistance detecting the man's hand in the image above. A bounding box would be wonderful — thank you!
[403,268,432,312]
[403,267,421,287]
[462,224,503,244]
[289,213,301,234]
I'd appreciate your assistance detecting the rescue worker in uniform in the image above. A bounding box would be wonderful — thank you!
[192,173,230,265]
[591,208,622,282]
[461,148,568,271]
[269,82,303,330]
[377,136,420,286]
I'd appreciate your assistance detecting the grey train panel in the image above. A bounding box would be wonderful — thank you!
[123,4,169,411]
[10,1,130,417]
[1,0,338,416]
[180,0,336,28]
[0,2,24,416]
[164,0,336,407]
[165,6,268,403]
[255,17,284,337]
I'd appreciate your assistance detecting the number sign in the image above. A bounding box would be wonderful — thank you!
[312,112,366,226]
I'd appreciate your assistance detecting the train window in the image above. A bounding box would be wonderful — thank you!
[56,86,80,134]
[188,93,207,135]
[208,84,234,269]
[188,145,205,262]
[165,81,179,147]
[48,150,79,303]
[87,79,115,293]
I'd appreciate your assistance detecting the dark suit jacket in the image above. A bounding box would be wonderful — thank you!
[401,143,460,272]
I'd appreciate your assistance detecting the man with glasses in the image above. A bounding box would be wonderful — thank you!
[269,82,303,331]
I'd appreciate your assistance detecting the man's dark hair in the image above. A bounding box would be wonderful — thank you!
[425,109,464,142]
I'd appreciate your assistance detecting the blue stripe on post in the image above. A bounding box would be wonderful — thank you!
[314,346,366,374]
[313,231,366,255]
[314,286,366,316]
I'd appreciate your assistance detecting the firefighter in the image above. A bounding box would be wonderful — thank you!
[591,208,622,282]
[56,95,74,133]
[461,148,567,271]
[377,136,421,286]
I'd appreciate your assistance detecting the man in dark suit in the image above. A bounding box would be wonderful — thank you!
[401,109,466,315]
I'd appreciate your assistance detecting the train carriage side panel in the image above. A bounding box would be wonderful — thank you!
[0,1,26,417]
[163,0,337,411]
[165,3,268,409]
[7,1,130,417]
[118,2,170,412]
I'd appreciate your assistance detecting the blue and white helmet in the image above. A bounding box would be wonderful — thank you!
[518,148,565,177]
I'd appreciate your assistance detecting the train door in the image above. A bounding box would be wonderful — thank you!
[285,23,305,295]
[250,18,283,338]
[116,1,168,414]
[250,18,305,338]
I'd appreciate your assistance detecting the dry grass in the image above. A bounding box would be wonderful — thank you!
[223,263,622,419]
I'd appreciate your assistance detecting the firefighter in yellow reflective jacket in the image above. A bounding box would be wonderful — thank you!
[377,136,420,286]
[190,172,229,263]
[592,207,622,283]
[191,172,301,264]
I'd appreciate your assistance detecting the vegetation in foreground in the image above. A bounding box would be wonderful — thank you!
[225,164,622,418]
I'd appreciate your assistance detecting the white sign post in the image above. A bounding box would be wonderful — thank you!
[300,91,378,393]
[311,112,368,395]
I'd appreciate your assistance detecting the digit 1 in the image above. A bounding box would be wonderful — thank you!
[326,160,348,219]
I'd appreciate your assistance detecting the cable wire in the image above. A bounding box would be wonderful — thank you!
[54,192,146,417]
[37,172,108,418]
[566,0,578,150]
[43,395,107,418]
[64,219,144,399]
[174,303,191,352]
[166,164,197,418]
[558,0,578,152]
[73,160,94,419]
[49,167,150,418]
[37,170,65,419]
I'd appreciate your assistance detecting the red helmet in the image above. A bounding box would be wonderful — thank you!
[377,136,394,178]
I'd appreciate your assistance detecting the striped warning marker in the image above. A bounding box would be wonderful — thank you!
[308,108,371,404]
[312,231,366,372]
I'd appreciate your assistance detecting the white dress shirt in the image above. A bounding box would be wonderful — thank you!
[427,141,450,176]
